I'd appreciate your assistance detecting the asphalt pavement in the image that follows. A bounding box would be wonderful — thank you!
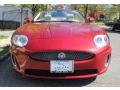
[0,28,120,87]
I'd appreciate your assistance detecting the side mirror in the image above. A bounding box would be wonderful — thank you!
[24,16,32,23]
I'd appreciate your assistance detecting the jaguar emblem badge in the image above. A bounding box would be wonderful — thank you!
[58,52,66,59]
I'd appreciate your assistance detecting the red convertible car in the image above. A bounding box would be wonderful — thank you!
[10,9,111,79]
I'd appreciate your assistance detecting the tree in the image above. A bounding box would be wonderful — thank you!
[113,5,120,19]
[84,4,88,20]
[19,4,49,17]
[69,4,89,19]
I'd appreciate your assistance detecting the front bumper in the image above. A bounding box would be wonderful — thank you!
[10,46,111,79]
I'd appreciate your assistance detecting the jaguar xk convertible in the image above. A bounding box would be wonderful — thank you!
[10,9,111,79]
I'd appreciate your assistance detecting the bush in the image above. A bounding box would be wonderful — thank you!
[0,35,8,40]
[105,22,114,26]
[0,45,10,56]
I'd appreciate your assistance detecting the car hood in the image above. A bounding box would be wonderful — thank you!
[14,22,106,52]
[15,22,105,39]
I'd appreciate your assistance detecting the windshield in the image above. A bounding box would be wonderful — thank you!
[34,10,85,23]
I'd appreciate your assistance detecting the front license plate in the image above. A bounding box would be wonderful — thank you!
[50,60,74,73]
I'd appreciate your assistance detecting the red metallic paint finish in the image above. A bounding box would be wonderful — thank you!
[10,22,111,79]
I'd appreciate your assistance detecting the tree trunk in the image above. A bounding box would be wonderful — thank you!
[84,4,88,20]
[32,4,36,17]
[118,5,120,19]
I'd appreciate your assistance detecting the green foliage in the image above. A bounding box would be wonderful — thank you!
[18,4,52,17]
[70,4,120,19]
[3,4,120,20]
[0,35,8,40]
[0,45,10,56]
[105,22,114,26]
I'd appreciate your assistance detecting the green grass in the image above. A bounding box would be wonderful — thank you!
[95,21,105,25]
[0,35,8,40]
[0,45,10,56]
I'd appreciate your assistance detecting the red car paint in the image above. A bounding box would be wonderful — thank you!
[10,16,111,79]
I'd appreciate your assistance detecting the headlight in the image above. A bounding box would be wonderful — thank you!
[12,35,28,47]
[94,35,109,48]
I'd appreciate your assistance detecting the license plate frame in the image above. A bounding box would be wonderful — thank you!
[50,60,74,73]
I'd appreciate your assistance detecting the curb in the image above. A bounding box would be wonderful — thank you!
[0,52,10,62]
